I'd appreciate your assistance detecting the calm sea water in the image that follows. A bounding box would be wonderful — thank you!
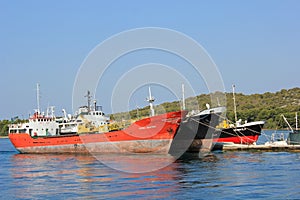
[1,130,300,200]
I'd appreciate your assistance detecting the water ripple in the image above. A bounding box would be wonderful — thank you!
[1,132,300,199]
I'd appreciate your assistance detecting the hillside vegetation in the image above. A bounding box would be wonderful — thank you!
[225,87,300,129]
[111,87,300,130]
[1,88,299,136]
[0,119,27,137]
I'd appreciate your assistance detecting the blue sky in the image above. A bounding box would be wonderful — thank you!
[0,0,299,119]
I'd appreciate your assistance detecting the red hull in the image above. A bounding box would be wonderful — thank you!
[9,111,186,154]
[213,121,264,145]
[214,135,259,144]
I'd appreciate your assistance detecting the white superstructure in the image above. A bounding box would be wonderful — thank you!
[9,86,110,137]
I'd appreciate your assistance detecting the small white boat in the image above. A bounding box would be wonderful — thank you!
[265,132,288,146]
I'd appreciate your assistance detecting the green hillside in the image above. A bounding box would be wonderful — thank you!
[1,87,299,136]
[225,88,300,129]
[111,87,300,130]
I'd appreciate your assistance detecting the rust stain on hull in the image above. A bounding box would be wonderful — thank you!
[17,139,172,154]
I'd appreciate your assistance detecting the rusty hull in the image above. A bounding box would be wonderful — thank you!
[16,139,172,154]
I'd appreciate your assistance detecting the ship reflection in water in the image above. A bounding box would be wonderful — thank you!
[10,153,183,199]
[2,131,300,199]
[8,151,300,199]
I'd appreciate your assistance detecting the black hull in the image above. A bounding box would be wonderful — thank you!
[169,108,224,154]
[215,122,264,144]
[180,113,221,139]
[219,124,263,138]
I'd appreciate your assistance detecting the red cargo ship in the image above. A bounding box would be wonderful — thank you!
[8,85,187,154]
[9,110,186,154]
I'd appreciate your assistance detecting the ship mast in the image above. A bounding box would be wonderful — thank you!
[93,99,97,111]
[50,106,55,118]
[85,90,92,112]
[36,83,41,114]
[146,87,155,117]
[232,84,238,123]
[182,83,186,110]
[296,112,298,130]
